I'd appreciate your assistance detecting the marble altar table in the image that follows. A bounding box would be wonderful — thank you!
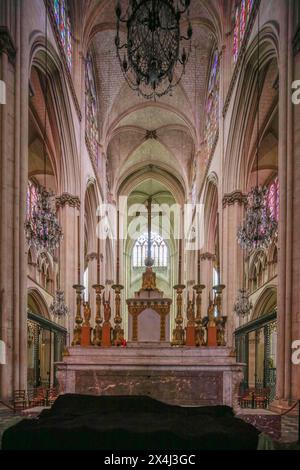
[56,344,244,409]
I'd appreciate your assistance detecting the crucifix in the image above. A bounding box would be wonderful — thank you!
[139,196,160,291]
[134,196,162,267]
[145,196,154,267]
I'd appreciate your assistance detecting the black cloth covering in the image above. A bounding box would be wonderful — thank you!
[2,394,259,450]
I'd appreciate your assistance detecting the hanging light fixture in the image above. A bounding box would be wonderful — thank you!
[50,289,69,318]
[115,0,193,99]
[25,186,63,254]
[234,288,252,317]
[237,185,277,251]
[25,4,63,254]
[237,5,277,251]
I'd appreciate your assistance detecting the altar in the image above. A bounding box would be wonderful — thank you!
[57,203,244,410]
[56,344,244,409]
[57,274,243,409]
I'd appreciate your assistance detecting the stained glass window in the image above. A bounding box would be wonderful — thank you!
[85,53,99,159]
[233,7,239,63]
[52,0,72,69]
[267,177,279,222]
[133,232,168,268]
[27,181,38,219]
[204,50,220,157]
[233,0,254,63]
[54,0,60,24]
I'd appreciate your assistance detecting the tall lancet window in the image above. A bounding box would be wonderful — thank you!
[85,52,99,161]
[53,0,72,68]
[233,0,254,63]
[27,180,38,219]
[133,232,168,268]
[204,49,220,157]
[267,176,279,222]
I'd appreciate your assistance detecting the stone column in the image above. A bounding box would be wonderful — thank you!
[19,0,30,394]
[0,1,29,401]
[271,0,296,409]
[0,35,15,401]
[221,192,247,348]
[56,194,81,346]
[291,25,300,403]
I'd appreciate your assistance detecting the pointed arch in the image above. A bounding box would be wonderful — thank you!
[27,289,50,319]
[251,285,277,321]
[29,34,80,195]
[223,23,279,193]
[84,178,100,256]
[202,173,218,253]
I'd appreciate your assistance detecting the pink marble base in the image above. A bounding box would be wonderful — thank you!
[56,345,244,409]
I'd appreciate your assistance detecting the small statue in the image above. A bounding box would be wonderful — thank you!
[114,329,125,346]
[207,295,216,327]
[103,293,112,323]
[101,292,113,347]
[187,299,195,326]
[216,316,227,346]
[195,324,205,346]
[141,266,157,291]
[83,301,91,326]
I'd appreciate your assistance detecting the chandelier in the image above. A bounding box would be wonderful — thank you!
[115,0,193,99]
[233,288,252,317]
[25,186,63,254]
[50,289,69,318]
[237,186,277,251]
[237,5,277,252]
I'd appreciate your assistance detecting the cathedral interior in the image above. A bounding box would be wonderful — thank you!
[0,0,300,451]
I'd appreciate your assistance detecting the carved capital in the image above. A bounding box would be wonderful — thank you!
[56,193,81,210]
[86,252,103,263]
[0,27,16,64]
[200,252,216,262]
[222,190,247,208]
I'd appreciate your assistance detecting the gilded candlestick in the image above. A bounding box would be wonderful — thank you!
[171,284,186,346]
[92,283,104,346]
[96,214,101,285]
[71,284,85,345]
[212,284,226,319]
[77,214,81,285]
[213,284,227,346]
[112,283,124,345]
[193,283,206,346]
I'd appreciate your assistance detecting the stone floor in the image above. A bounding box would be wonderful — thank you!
[0,403,23,450]
[281,414,299,443]
[238,406,300,448]
[237,408,282,440]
